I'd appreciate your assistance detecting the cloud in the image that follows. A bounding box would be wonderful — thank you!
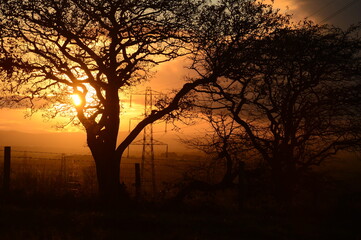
[273,0,361,27]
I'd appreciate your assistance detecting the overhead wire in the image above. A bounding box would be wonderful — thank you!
[307,0,338,18]
[320,0,360,23]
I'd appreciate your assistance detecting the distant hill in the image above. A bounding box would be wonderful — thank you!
[0,129,200,155]
[0,130,89,154]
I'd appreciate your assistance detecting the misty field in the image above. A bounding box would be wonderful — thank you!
[0,147,208,199]
[0,148,360,239]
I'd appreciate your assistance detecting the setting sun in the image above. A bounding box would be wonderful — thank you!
[71,94,82,106]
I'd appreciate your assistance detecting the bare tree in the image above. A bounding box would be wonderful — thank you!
[0,0,289,201]
[166,0,290,202]
[0,0,206,201]
[182,111,252,183]
[193,21,361,202]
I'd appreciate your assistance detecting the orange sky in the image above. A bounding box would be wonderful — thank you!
[0,56,201,154]
[1,0,360,153]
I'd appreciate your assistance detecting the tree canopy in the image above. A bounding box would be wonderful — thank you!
[191,21,361,201]
[0,0,203,199]
[0,0,291,201]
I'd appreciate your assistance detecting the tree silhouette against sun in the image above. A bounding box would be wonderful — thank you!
[0,0,290,202]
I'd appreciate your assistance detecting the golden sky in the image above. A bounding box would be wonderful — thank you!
[0,56,197,153]
[1,0,360,153]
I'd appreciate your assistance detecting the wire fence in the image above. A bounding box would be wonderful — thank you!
[0,146,212,199]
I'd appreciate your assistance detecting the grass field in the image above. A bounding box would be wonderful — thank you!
[0,195,359,240]
[0,151,360,239]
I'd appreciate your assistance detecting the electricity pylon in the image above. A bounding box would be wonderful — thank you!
[128,87,168,195]
[141,87,156,194]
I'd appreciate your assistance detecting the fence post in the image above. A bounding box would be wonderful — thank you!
[135,163,141,200]
[238,161,245,210]
[60,153,67,184]
[3,146,11,194]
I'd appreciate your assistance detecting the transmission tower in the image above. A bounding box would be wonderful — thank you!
[142,87,156,194]
[128,87,168,195]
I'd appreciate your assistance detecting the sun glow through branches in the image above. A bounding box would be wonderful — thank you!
[71,94,82,106]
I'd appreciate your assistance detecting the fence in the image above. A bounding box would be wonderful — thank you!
[0,146,211,199]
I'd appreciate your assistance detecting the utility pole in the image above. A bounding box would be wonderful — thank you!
[60,153,67,185]
[3,146,11,195]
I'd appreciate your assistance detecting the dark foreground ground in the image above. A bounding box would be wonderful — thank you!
[0,194,360,240]
[1,153,360,239]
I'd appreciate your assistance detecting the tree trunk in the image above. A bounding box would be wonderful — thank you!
[272,170,293,204]
[92,149,128,204]
[270,158,294,206]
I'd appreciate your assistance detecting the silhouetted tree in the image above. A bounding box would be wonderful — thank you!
[193,22,361,202]
[181,111,250,184]
[167,0,290,202]
[0,0,289,202]
[0,0,205,201]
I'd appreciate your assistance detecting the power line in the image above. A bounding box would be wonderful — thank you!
[320,0,360,23]
[307,0,338,18]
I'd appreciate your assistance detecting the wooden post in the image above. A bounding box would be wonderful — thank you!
[238,161,245,210]
[135,163,141,200]
[60,153,67,184]
[3,146,11,194]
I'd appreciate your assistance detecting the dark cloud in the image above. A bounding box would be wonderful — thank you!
[273,0,360,28]
[297,0,361,28]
